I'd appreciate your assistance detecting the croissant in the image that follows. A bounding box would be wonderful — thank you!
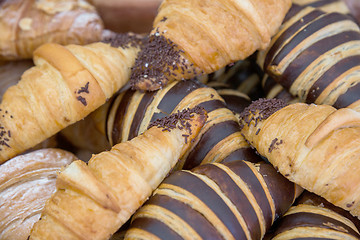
[262,74,299,104]
[257,4,360,112]
[124,160,303,240]
[105,78,260,169]
[0,34,141,164]
[266,191,360,239]
[0,0,104,60]
[130,0,292,91]
[29,107,207,240]
[0,148,76,240]
[239,98,360,219]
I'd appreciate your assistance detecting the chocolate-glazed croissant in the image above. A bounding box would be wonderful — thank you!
[239,98,360,219]
[257,4,360,112]
[130,0,292,91]
[124,160,303,240]
[261,74,299,104]
[266,191,360,239]
[106,79,261,169]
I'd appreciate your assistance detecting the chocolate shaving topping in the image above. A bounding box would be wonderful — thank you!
[102,32,145,49]
[148,106,206,143]
[0,109,12,150]
[130,29,186,91]
[239,98,287,130]
[77,96,87,106]
[160,16,168,22]
[77,82,89,94]
[268,138,283,153]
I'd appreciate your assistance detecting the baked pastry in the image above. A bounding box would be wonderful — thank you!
[0,0,103,60]
[105,79,260,169]
[266,191,360,239]
[130,0,292,91]
[239,98,360,218]
[257,4,360,112]
[0,148,76,240]
[0,60,34,101]
[124,160,303,240]
[0,34,141,164]
[29,107,207,240]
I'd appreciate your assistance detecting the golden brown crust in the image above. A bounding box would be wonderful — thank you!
[0,148,76,240]
[0,42,139,164]
[130,0,292,91]
[0,0,104,60]
[240,100,360,219]
[29,109,206,240]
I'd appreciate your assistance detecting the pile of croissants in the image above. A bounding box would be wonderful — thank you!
[0,0,360,239]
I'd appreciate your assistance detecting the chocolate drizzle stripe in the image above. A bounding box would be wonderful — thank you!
[146,194,224,239]
[279,30,360,90]
[104,95,118,144]
[183,120,241,170]
[196,99,226,114]
[306,55,360,104]
[257,163,296,220]
[128,91,156,140]
[220,95,251,114]
[263,76,278,95]
[306,0,339,8]
[193,164,262,240]
[264,9,324,70]
[130,217,183,240]
[270,13,352,85]
[224,161,274,230]
[111,90,135,145]
[221,147,262,164]
[283,4,306,23]
[334,82,360,109]
[273,212,360,238]
[150,80,204,122]
[163,171,244,239]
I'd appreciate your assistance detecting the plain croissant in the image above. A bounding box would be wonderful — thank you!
[239,98,360,219]
[0,0,104,60]
[29,107,207,240]
[130,0,292,91]
[0,35,141,164]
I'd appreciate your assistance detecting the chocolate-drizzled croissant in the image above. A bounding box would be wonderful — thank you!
[239,98,360,219]
[266,191,360,239]
[0,0,104,60]
[124,160,303,240]
[257,4,360,112]
[130,0,292,91]
[30,108,206,240]
[106,79,260,169]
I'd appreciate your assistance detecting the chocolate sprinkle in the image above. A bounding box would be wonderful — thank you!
[239,98,287,130]
[148,106,206,143]
[77,82,89,94]
[0,110,12,150]
[77,96,87,106]
[160,16,168,22]
[268,138,283,153]
[102,32,145,49]
[130,29,186,91]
